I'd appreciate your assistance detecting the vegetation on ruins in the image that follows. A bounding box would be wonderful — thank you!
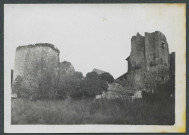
[11,31,175,125]
[100,72,114,84]
[56,71,84,99]
[17,43,60,53]
[72,72,109,98]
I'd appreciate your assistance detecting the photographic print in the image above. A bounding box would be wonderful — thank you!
[4,3,186,133]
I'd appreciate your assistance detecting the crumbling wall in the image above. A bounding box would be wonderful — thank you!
[124,31,173,93]
[130,33,145,70]
[145,31,170,70]
[170,52,175,77]
[59,61,75,76]
[58,61,75,86]
[11,69,14,86]
[144,32,170,93]
[57,61,75,95]
[125,33,146,91]
[12,43,59,99]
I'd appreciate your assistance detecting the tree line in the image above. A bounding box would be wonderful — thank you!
[12,71,114,100]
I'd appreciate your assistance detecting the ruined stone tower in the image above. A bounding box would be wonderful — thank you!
[12,43,59,98]
[144,31,171,92]
[118,31,174,93]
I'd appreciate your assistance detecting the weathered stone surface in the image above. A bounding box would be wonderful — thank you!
[96,83,125,99]
[144,31,170,89]
[144,32,170,93]
[145,31,170,69]
[57,61,76,94]
[12,43,79,99]
[96,82,142,100]
[130,33,145,70]
[170,52,175,77]
[118,31,175,94]
[12,43,59,98]
[11,69,14,86]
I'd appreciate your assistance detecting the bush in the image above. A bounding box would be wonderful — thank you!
[12,76,23,97]
[75,72,108,98]
[100,72,114,84]
[12,73,55,100]
[57,72,84,99]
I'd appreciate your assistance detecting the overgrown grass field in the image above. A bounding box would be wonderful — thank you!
[11,98,175,125]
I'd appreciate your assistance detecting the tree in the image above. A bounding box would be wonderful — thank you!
[12,75,23,97]
[100,72,114,84]
[67,72,84,98]
[57,72,84,99]
[77,72,108,98]
[12,75,38,99]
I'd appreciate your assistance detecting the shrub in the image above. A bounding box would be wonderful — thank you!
[12,76,23,97]
[100,72,114,84]
[75,72,108,98]
[57,72,84,99]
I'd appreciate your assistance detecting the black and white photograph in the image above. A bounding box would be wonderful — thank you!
[4,3,186,133]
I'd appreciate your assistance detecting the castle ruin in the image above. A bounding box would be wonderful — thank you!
[12,43,60,98]
[12,31,175,99]
[117,31,175,94]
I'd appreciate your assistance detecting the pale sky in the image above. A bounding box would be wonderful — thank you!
[4,4,185,78]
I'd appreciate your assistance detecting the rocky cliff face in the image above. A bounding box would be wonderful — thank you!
[120,31,175,94]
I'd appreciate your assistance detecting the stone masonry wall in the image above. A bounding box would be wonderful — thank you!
[125,31,172,93]
[12,43,59,98]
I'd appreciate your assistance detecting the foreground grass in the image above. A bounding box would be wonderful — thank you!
[11,98,175,125]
